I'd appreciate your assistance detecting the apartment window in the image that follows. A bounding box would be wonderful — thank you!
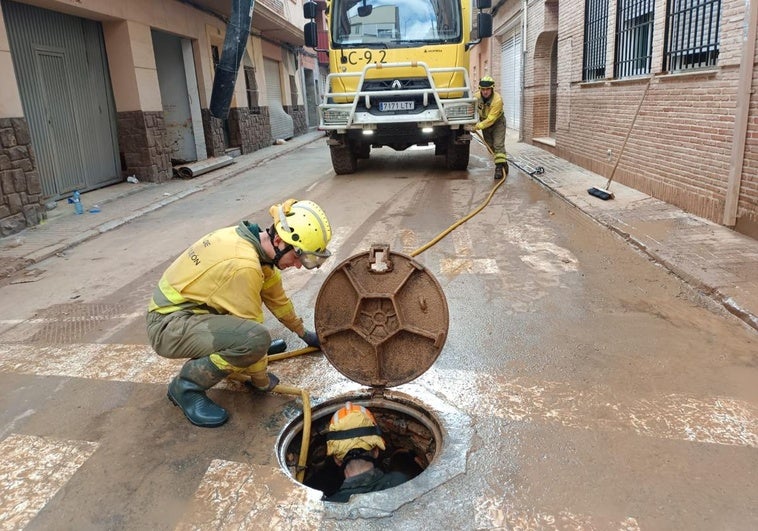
[663,0,720,71]
[244,66,260,110]
[211,45,220,68]
[614,0,654,78]
[583,0,609,81]
[289,75,298,105]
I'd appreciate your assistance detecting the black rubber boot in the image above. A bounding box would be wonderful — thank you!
[167,357,229,427]
[267,339,287,354]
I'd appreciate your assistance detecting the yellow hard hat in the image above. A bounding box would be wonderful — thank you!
[479,75,495,89]
[269,199,332,268]
[325,402,385,461]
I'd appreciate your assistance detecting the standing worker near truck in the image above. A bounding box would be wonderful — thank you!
[474,76,508,180]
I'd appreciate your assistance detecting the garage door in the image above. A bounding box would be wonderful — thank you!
[264,58,294,140]
[500,29,522,130]
[2,0,120,197]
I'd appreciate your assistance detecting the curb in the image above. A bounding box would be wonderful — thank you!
[0,134,323,281]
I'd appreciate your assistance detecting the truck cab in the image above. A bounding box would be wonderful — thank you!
[304,0,492,174]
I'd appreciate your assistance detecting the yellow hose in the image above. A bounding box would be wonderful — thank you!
[411,176,506,257]
[267,346,318,362]
[410,130,506,257]
[265,147,506,483]
[270,384,311,483]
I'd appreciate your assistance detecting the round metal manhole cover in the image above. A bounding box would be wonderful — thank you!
[315,245,449,387]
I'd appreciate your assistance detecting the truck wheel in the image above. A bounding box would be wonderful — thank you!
[330,144,358,174]
[356,143,370,159]
[445,138,470,170]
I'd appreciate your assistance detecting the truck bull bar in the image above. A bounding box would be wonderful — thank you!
[320,61,477,130]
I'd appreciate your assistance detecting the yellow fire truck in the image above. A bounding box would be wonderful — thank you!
[304,0,492,174]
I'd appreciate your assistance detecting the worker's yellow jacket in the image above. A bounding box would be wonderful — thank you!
[148,222,305,336]
[475,90,504,129]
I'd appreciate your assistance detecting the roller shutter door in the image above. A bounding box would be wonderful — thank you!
[264,58,294,140]
[2,0,119,197]
[500,29,522,130]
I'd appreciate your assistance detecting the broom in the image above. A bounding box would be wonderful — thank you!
[588,77,653,200]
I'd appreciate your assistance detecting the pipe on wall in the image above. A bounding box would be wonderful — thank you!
[723,0,758,227]
[209,0,255,119]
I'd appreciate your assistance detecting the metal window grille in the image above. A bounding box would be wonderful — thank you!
[663,0,720,71]
[583,0,609,81]
[614,0,655,78]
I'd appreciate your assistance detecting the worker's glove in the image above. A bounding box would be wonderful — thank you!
[300,329,321,349]
[475,122,484,130]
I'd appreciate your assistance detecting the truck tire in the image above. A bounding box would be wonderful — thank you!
[445,137,470,170]
[356,143,371,159]
[330,144,358,174]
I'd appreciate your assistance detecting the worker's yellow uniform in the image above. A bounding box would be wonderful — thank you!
[147,198,332,428]
[475,90,508,177]
[146,221,304,392]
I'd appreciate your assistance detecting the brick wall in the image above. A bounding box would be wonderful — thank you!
[739,38,758,237]
[555,0,758,229]
[0,118,45,236]
[494,0,758,234]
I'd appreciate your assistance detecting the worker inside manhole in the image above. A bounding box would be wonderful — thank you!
[286,402,434,502]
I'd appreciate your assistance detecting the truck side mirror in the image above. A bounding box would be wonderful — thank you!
[477,13,493,39]
[304,21,318,48]
[303,1,318,19]
[476,0,492,8]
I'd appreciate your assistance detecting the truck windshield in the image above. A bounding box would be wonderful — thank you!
[331,0,462,47]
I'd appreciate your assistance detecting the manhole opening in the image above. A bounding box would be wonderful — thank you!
[277,395,442,500]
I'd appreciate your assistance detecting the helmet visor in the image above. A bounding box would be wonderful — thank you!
[295,247,332,270]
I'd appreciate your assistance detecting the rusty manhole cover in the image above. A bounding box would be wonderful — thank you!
[315,244,449,387]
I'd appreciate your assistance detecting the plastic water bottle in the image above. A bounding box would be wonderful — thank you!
[71,190,83,215]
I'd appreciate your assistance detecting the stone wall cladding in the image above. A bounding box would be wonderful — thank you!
[117,111,172,183]
[285,105,307,136]
[228,106,273,153]
[201,109,226,157]
[0,118,45,237]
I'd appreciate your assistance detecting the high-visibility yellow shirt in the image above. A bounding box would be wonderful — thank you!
[147,222,305,336]
[475,90,504,129]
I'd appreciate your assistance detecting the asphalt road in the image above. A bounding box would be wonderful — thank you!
[1,141,756,530]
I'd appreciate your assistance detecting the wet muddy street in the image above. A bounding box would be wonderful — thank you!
[0,142,756,530]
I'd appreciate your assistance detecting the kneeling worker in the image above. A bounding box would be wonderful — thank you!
[146,199,332,428]
[324,402,409,503]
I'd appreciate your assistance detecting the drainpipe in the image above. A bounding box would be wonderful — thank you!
[520,0,527,142]
[210,0,255,119]
[723,0,758,227]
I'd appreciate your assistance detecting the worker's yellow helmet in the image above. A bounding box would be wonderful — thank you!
[478,76,495,89]
[325,402,385,461]
[269,199,332,269]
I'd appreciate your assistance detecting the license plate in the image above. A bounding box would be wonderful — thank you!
[379,101,414,111]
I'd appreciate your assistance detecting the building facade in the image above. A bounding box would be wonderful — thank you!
[0,0,319,236]
[473,0,757,238]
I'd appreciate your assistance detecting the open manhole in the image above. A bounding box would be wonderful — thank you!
[276,245,453,506]
[277,394,441,499]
